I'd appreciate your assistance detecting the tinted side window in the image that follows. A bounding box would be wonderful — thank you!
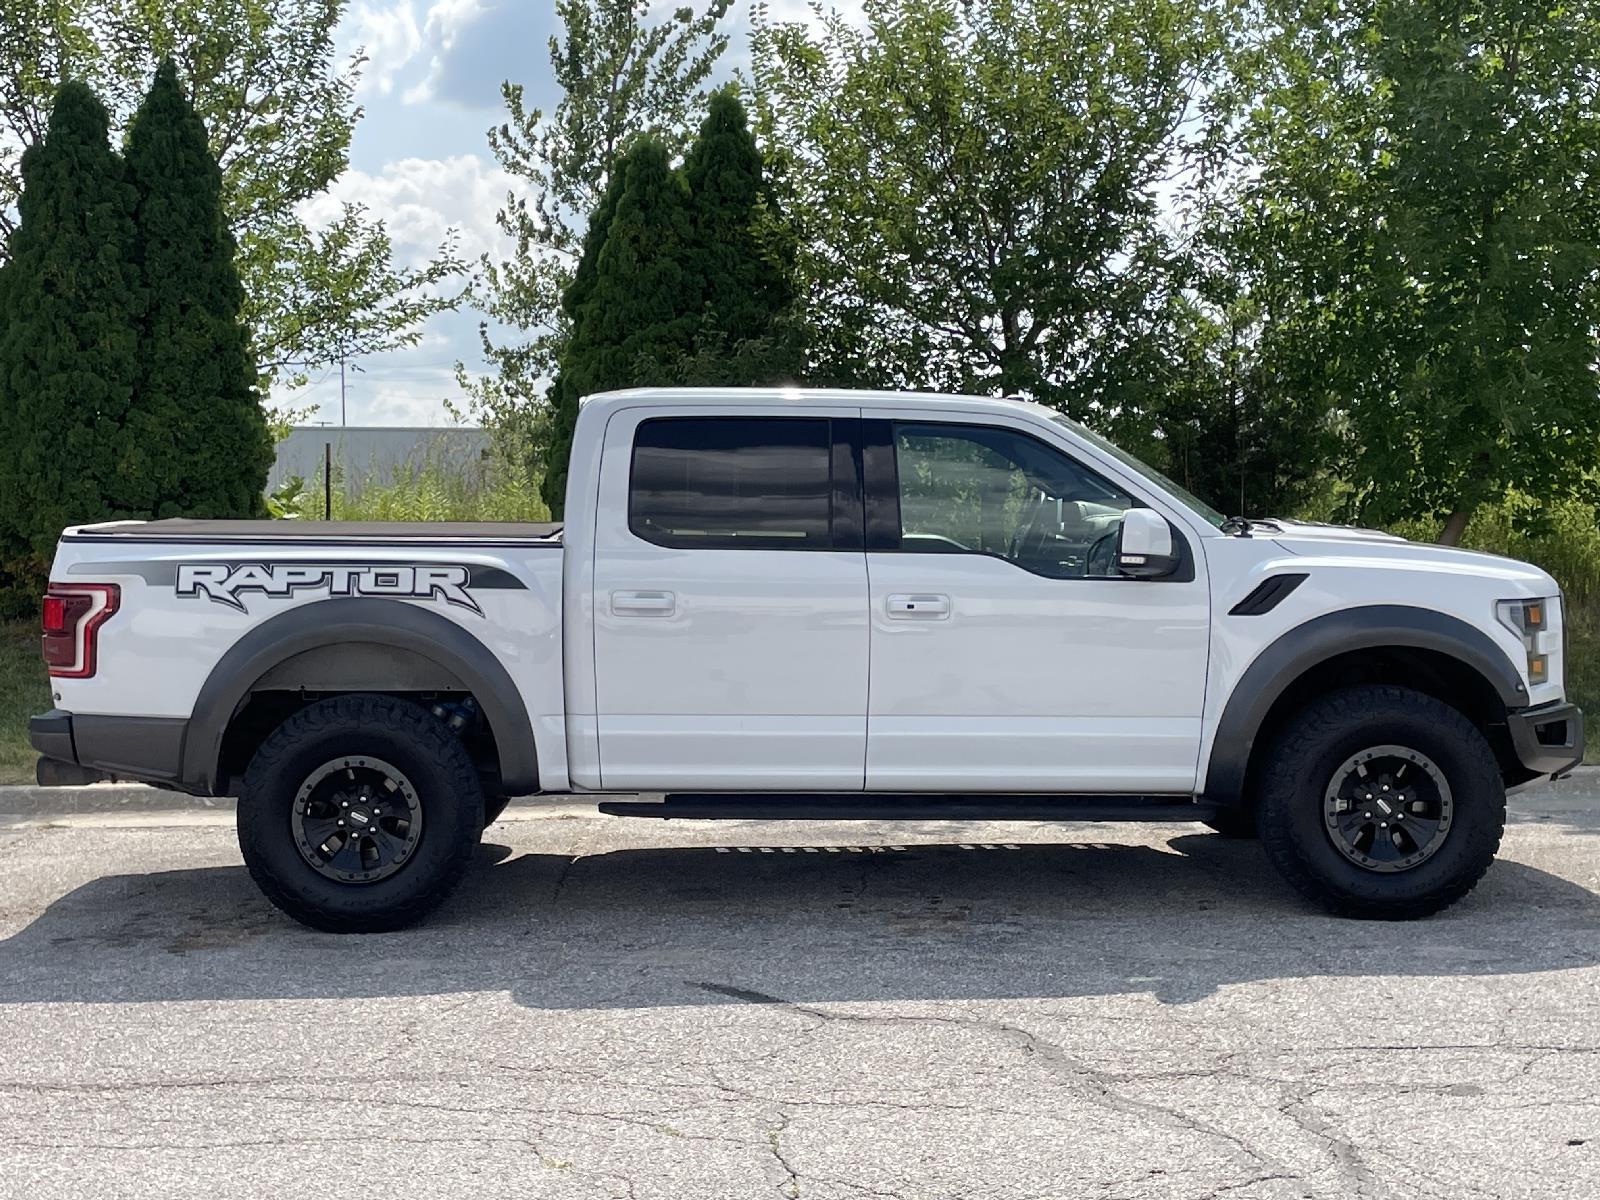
[630,417,834,550]
[894,423,1134,578]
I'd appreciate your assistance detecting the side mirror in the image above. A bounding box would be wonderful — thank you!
[1118,509,1180,579]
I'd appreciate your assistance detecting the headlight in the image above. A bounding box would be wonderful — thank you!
[1496,598,1551,685]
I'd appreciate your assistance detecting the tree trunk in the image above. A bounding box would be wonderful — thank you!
[1437,506,1473,546]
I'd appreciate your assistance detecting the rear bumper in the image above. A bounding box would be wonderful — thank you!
[29,710,75,763]
[1507,700,1584,778]
[30,709,189,788]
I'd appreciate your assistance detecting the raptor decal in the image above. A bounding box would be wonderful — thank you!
[175,563,484,616]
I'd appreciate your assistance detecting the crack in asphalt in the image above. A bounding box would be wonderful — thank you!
[691,981,1290,1174]
[766,1111,802,1199]
[1278,1098,1382,1199]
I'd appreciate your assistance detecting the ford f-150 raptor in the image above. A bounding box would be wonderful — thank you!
[30,388,1584,930]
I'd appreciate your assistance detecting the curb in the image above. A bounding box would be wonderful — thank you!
[0,783,224,815]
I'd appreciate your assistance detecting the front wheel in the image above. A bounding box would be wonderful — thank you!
[1256,685,1505,919]
[237,694,485,933]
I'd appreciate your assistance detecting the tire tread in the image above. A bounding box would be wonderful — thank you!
[237,693,483,933]
[1256,684,1504,919]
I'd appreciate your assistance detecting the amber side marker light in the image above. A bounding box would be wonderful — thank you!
[1496,597,1552,687]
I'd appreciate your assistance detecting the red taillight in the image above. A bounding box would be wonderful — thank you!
[41,594,69,633]
[41,583,119,678]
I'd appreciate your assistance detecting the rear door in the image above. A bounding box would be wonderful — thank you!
[861,414,1211,793]
[590,407,868,790]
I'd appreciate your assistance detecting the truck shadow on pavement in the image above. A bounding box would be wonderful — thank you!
[2,832,1597,1008]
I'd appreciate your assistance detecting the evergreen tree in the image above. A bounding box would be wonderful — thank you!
[539,169,626,515]
[677,87,797,382]
[125,59,271,518]
[542,136,696,516]
[0,81,140,570]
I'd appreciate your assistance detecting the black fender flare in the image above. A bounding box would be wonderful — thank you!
[182,598,538,795]
[1203,604,1527,804]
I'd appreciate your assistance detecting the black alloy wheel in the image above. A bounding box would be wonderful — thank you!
[292,756,424,884]
[1321,744,1453,873]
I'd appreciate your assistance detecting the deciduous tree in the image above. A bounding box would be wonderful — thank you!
[468,0,728,470]
[0,0,465,388]
[1221,0,1600,540]
[751,0,1222,427]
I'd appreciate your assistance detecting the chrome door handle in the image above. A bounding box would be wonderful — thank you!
[611,590,676,616]
[886,593,951,619]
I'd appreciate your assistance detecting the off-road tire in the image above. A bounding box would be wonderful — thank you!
[483,794,511,827]
[1256,685,1504,919]
[238,693,484,933]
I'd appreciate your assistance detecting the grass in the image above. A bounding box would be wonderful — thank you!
[0,619,53,784]
[277,457,551,523]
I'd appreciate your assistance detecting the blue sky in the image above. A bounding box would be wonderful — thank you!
[284,1,829,427]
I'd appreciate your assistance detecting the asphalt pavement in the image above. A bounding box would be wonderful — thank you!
[1,779,1597,1199]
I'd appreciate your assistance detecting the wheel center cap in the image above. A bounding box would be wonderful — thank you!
[348,809,371,828]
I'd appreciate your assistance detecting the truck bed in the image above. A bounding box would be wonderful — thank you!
[66,519,563,543]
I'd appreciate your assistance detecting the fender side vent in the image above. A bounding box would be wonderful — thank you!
[1229,573,1309,616]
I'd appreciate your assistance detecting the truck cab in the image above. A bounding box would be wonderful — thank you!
[31,388,1584,930]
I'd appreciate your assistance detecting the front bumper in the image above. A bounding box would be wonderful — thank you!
[29,709,189,788]
[1506,700,1584,778]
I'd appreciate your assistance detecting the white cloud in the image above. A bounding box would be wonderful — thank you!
[402,0,491,105]
[297,153,517,266]
[281,154,519,425]
[347,1,425,96]
[280,332,485,427]
[292,1,860,424]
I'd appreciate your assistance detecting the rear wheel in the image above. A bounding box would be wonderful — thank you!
[1256,685,1504,919]
[237,694,484,933]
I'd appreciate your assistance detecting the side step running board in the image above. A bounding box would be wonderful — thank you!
[596,794,1217,823]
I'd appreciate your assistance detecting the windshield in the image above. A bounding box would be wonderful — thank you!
[1048,414,1228,529]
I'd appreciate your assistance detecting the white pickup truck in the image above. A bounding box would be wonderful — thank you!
[31,388,1583,930]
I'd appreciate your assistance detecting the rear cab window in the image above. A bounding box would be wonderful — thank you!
[629,417,835,550]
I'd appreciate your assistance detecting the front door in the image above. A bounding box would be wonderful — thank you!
[862,415,1210,793]
[591,408,868,790]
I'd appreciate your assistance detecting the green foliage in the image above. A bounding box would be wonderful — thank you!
[265,474,309,519]
[674,86,798,384]
[278,455,551,524]
[0,618,54,780]
[1131,283,1341,520]
[537,93,801,517]
[539,166,627,514]
[124,58,271,517]
[0,81,141,571]
[751,0,1221,417]
[1385,493,1600,604]
[577,136,698,378]
[542,137,698,516]
[266,403,318,444]
[0,0,465,386]
[469,0,729,460]
[1219,0,1600,539]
